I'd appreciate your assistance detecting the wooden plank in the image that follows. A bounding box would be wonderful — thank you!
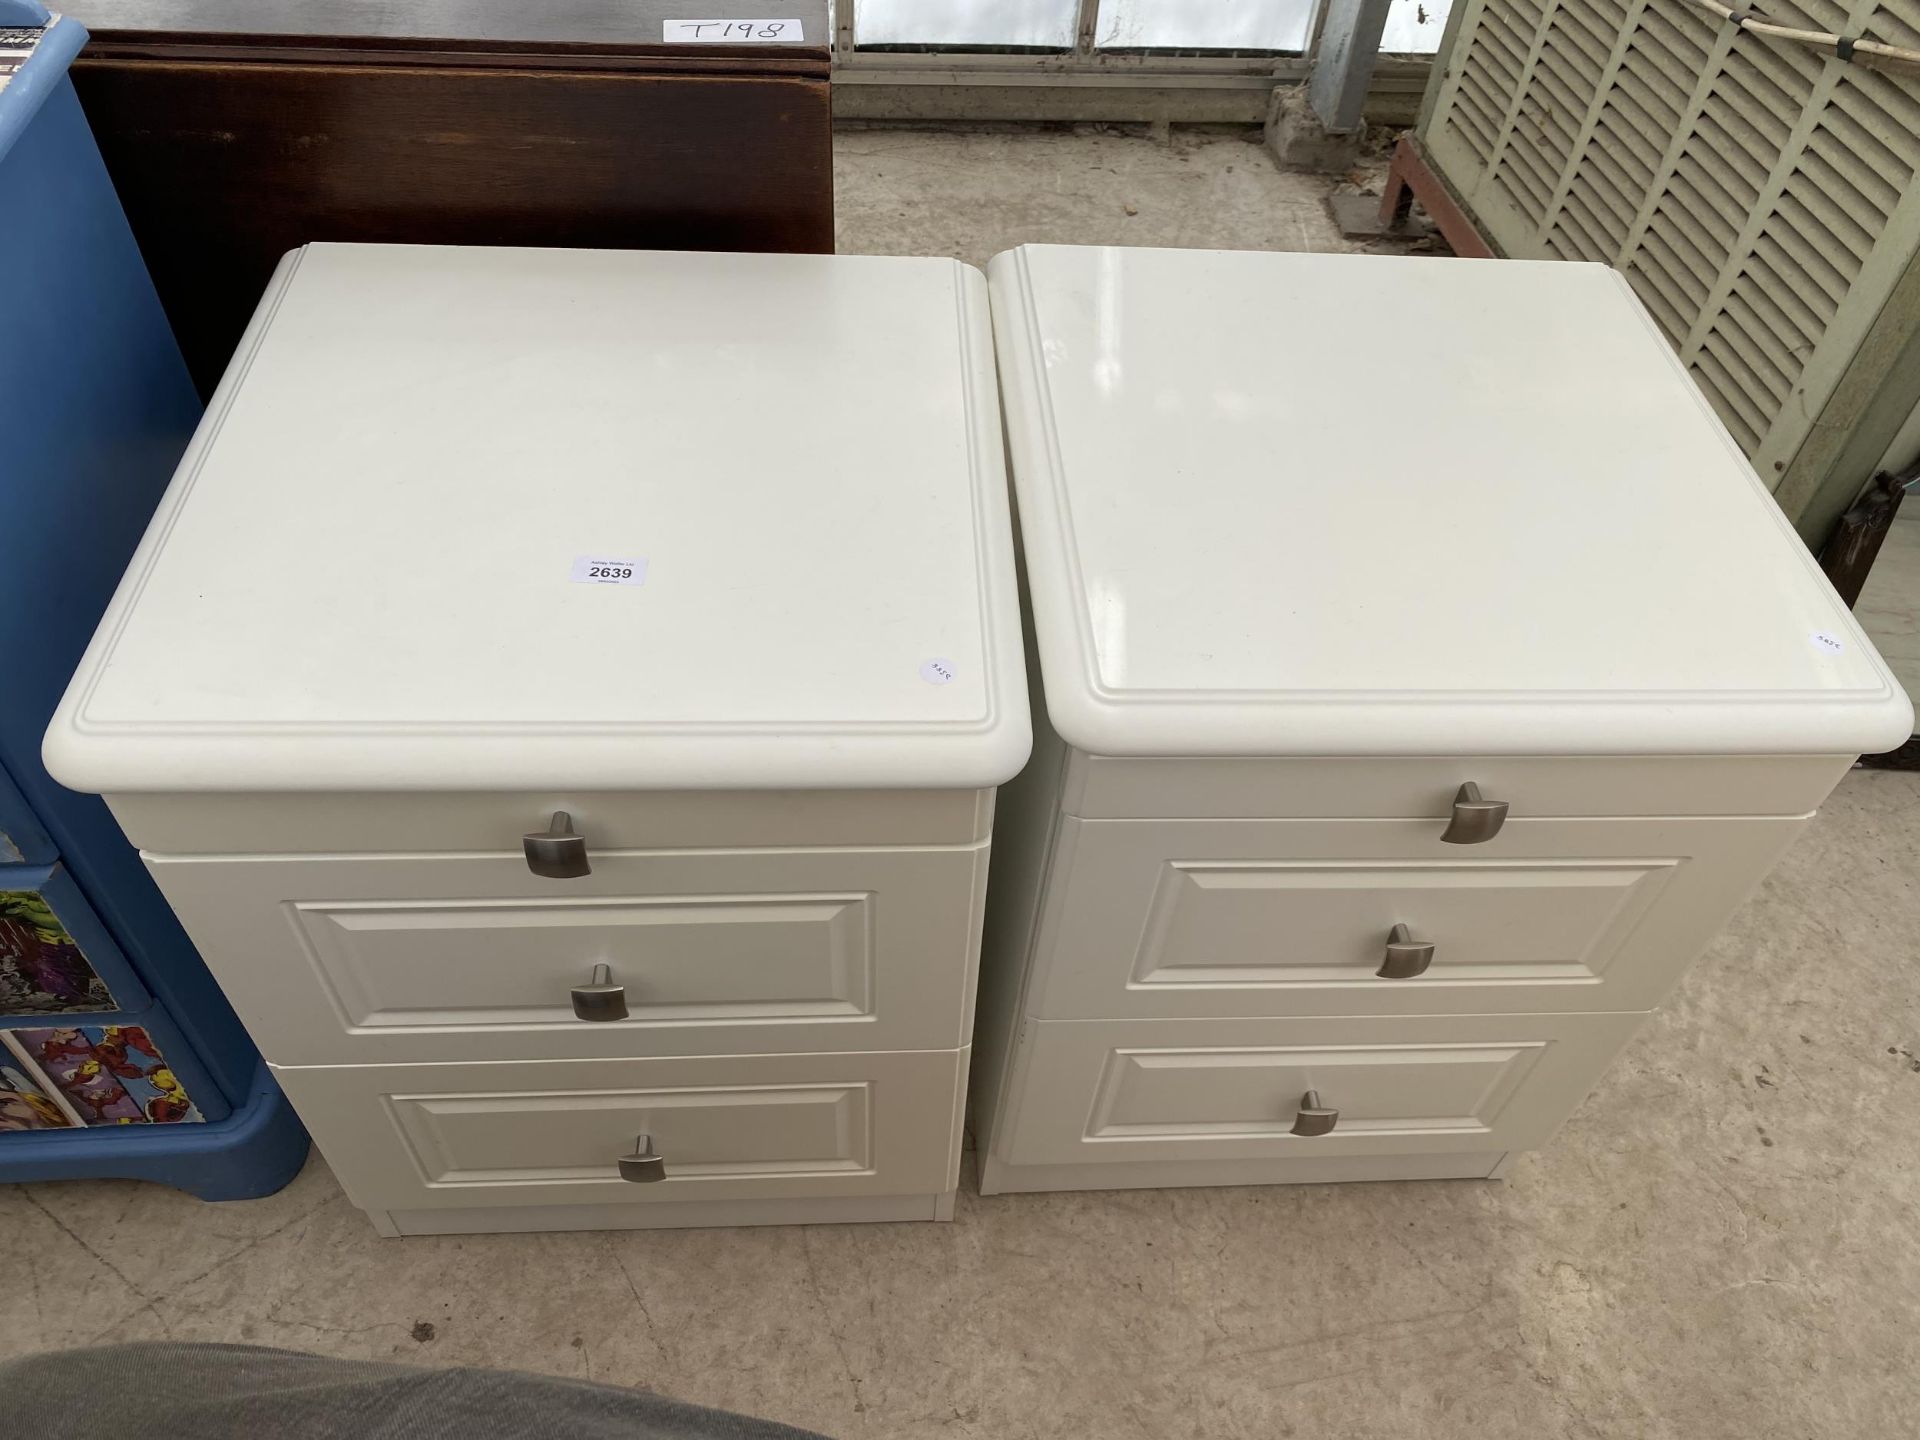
[1378,133,1499,257]
[68,0,830,57]
[72,54,833,392]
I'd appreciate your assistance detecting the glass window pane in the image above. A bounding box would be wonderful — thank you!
[1095,0,1314,52]
[856,0,1079,48]
[1381,0,1452,52]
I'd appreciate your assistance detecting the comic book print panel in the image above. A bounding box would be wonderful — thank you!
[0,891,116,1014]
[0,1060,74,1131]
[13,1025,205,1125]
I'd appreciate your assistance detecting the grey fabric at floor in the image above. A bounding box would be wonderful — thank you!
[0,1341,829,1440]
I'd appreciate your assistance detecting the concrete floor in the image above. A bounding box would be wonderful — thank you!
[833,122,1392,265]
[5,129,1918,1439]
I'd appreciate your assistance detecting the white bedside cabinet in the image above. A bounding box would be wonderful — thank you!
[973,245,1912,1197]
[45,244,1029,1235]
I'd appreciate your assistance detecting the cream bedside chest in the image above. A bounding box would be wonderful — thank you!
[973,245,1912,1197]
[44,243,1029,1235]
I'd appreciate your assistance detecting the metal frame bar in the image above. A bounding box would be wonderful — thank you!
[1308,0,1392,132]
[1075,0,1101,54]
[834,56,1312,86]
[836,52,1300,77]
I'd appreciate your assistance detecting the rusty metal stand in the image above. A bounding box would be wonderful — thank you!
[1332,134,1496,257]
[1824,463,1919,768]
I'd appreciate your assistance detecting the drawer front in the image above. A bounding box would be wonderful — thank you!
[1029,816,1801,1018]
[997,1014,1639,1168]
[275,1048,965,1212]
[148,845,986,1064]
[1068,754,1851,821]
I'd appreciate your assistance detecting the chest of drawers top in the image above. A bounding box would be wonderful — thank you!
[46,244,1029,800]
[988,245,1911,762]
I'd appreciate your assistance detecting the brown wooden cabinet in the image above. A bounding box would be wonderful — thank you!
[66,1,833,393]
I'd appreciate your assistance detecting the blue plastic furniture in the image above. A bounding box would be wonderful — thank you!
[0,0,308,1197]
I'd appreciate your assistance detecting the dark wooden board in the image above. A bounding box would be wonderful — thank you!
[1819,469,1911,608]
[65,0,830,57]
[70,0,832,394]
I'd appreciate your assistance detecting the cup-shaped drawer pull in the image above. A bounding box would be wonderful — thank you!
[524,810,591,879]
[618,1133,666,1183]
[570,963,628,1022]
[1377,924,1436,979]
[1439,782,1508,845]
[1290,1090,1339,1137]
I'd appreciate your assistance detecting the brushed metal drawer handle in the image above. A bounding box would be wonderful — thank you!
[571,963,628,1022]
[618,1133,666,1183]
[524,810,591,879]
[1440,782,1508,845]
[1378,924,1436,979]
[1291,1090,1339,1137]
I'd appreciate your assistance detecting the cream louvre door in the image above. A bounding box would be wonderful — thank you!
[1419,0,1920,536]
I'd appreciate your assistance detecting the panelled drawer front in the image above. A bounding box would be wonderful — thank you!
[1031,817,1802,1019]
[274,1048,965,1211]
[1069,755,1851,821]
[1000,1014,1639,1167]
[148,846,986,1064]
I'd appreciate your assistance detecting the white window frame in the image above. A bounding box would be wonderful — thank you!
[831,1,1435,123]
